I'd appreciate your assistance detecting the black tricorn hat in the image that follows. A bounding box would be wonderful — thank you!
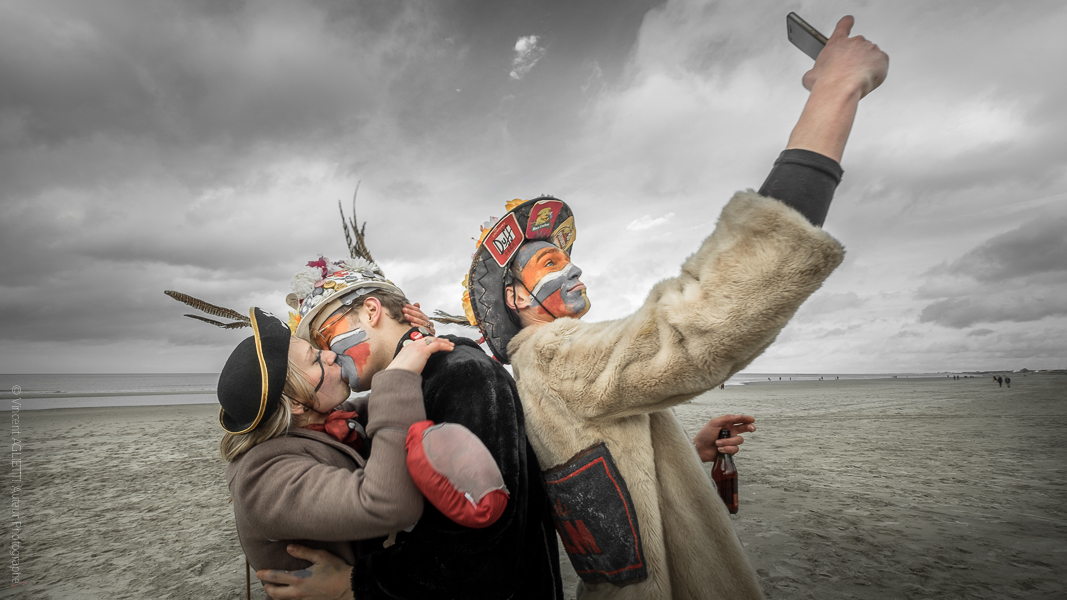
[217,308,291,434]
[466,196,576,363]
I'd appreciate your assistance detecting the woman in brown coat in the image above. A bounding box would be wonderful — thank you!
[217,307,453,571]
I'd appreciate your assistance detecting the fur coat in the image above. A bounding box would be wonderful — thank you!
[508,192,845,599]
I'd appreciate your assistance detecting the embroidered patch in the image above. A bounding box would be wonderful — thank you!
[542,443,647,587]
[525,199,564,240]
[485,213,525,267]
[551,216,576,252]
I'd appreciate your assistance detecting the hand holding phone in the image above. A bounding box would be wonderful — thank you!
[795,15,889,99]
[787,12,827,61]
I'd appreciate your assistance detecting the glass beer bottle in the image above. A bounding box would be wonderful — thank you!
[711,428,738,514]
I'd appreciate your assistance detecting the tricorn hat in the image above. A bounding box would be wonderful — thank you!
[217,308,291,434]
[465,196,576,363]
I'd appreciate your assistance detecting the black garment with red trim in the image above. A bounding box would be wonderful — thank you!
[543,443,647,587]
[349,335,563,599]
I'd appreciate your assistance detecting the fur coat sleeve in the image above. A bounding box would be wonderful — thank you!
[509,191,845,421]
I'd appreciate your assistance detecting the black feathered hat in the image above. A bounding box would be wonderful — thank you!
[217,308,291,434]
[465,196,576,363]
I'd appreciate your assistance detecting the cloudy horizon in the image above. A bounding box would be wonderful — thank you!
[2,0,1065,374]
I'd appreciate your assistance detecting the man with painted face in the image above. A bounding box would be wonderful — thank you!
[460,15,888,600]
[505,241,590,323]
[258,257,563,599]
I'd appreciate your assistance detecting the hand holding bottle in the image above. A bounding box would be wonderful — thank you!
[693,414,755,463]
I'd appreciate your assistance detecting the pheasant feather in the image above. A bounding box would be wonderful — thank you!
[183,314,251,329]
[164,290,249,322]
[339,182,375,263]
[431,310,476,326]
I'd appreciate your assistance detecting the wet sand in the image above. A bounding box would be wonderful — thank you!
[6,373,1065,599]
[677,372,1067,600]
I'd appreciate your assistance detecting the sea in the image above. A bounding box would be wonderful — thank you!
[0,373,219,411]
[0,370,982,411]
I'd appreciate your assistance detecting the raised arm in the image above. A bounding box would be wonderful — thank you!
[512,17,888,420]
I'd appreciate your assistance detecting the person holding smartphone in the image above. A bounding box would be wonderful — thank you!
[257,14,888,600]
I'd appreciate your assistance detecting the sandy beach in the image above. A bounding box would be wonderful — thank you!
[5,373,1065,599]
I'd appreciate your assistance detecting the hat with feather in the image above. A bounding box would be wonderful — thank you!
[285,256,405,343]
[464,195,576,363]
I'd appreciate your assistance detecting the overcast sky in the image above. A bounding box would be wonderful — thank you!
[2,0,1065,374]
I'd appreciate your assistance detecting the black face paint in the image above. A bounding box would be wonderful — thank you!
[312,350,325,393]
[516,278,558,319]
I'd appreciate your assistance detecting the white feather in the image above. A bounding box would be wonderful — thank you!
[291,266,322,300]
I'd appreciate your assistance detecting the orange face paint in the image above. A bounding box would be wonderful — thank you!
[514,241,590,320]
[316,307,372,391]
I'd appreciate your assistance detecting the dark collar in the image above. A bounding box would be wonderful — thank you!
[393,326,433,357]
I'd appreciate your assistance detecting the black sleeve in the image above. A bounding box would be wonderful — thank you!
[757,148,843,227]
[349,345,538,599]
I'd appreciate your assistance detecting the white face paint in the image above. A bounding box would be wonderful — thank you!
[512,241,590,320]
[529,263,581,298]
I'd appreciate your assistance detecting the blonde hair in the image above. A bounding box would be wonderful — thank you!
[219,351,321,462]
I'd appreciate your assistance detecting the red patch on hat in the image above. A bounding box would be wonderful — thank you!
[485,213,525,267]
[525,199,564,240]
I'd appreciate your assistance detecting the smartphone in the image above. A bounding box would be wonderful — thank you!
[787,12,827,61]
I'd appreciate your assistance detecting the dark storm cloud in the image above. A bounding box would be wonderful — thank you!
[919,294,1067,329]
[0,0,414,144]
[0,0,446,200]
[944,212,1067,283]
[917,209,1067,328]
[0,240,284,345]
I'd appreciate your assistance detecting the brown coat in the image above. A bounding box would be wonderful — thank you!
[225,369,426,571]
[508,192,846,599]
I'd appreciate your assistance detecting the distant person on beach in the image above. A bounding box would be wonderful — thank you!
[1005,376,1011,388]
[269,13,886,600]
[216,306,452,572]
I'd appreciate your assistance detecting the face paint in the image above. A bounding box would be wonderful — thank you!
[328,329,371,392]
[513,242,590,320]
[310,350,326,393]
[314,303,359,350]
[289,338,348,411]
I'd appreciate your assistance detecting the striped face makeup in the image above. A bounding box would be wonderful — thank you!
[315,306,372,392]
[513,241,590,320]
